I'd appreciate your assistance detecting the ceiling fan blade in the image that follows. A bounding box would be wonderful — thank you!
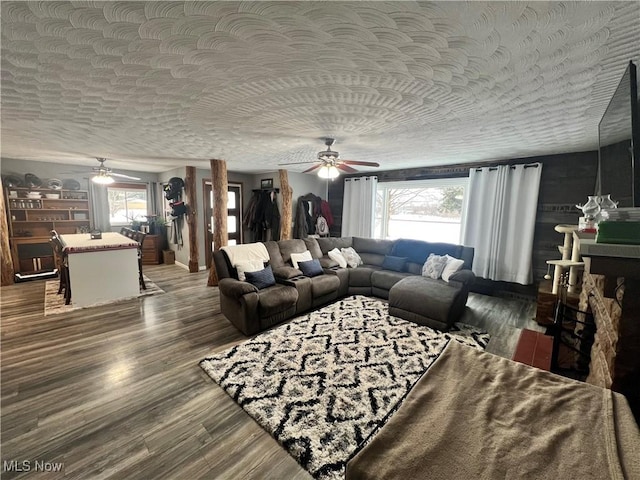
[302,164,323,174]
[337,164,358,173]
[278,161,318,166]
[340,160,380,167]
[109,172,141,181]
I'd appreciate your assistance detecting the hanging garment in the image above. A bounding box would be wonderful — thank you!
[320,200,334,227]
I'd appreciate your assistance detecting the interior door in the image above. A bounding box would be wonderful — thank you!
[204,182,243,269]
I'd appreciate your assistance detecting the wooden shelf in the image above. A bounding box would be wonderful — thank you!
[5,187,92,276]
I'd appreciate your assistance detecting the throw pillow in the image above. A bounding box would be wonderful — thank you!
[298,259,324,277]
[244,265,276,290]
[382,255,407,272]
[422,253,448,279]
[236,260,265,281]
[328,247,348,268]
[341,247,363,268]
[441,255,465,282]
[290,250,312,269]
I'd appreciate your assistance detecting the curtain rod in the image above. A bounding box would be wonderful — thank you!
[475,163,539,172]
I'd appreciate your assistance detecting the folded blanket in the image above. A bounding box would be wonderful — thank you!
[347,340,640,480]
[221,242,269,266]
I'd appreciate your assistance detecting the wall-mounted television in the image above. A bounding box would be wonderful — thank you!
[597,60,640,208]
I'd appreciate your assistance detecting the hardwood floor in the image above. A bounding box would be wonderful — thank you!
[1,265,541,479]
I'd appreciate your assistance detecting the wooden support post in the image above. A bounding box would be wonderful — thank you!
[185,166,199,273]
[0,183,15,285]
[279,169,293,240]
[207,159,228,286]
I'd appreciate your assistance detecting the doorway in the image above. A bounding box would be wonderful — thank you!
[204,181,243,269]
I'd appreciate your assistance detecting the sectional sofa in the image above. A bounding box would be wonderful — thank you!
[213,236,475,336]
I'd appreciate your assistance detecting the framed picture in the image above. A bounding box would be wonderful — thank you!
[261,178,273,189]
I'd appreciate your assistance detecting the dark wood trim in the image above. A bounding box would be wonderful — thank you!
[185,166,199,273]
[1,182,15,285]
[208,159,228,286]
[279,169,292,240]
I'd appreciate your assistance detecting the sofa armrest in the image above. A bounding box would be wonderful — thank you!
[273,266,303,280]
[219,278,258,298]
[319,257,339,269]
[448,269,475,287]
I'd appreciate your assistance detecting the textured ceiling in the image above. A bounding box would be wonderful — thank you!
[1,1,639,175]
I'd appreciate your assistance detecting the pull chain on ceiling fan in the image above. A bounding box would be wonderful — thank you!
[279,138,380,178]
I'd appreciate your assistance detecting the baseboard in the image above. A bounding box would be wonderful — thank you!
[175,261,190,271]
[175,261,207,272]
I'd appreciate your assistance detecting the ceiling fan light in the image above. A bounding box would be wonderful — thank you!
[92,172,114,185]
[318,165,340,179]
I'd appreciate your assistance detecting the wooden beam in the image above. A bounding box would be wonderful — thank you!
[0,183,15,285]
[207,159,228,286]
[185,166,199,273]
[279,169,293,240]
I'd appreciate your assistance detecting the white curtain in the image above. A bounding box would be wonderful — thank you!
[461,163,542,284]
[88,181,111,232]
[341,176,378,237]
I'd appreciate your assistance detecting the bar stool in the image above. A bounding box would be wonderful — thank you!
[50,230,71,305]
[133,230,147,290]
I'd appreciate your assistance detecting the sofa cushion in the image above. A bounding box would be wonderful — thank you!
[290,250,313,269]
[422,254,448,279]
[389,276,466,331]
[264,241,285,268]
[382,255,407,272]
[310,274,341,297]
[359,252,385,267]
[371,269,412,291]
[278,239,309,265]
[298,259,324,277]
[245,266,276,289]
[341,247,363,268]
[391,239,461,265]
[349,266,380,287]
[441,255,465,282]
[303,237,324,259]
[272,266,303,280]
[353,237,393,256]
[317,236,353,254]
[257,284,298,317]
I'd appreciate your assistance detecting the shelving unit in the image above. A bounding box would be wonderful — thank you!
[4,187,92,278]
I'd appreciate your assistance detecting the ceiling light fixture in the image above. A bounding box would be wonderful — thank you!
[317,165,340,179]
[92,171,115,185]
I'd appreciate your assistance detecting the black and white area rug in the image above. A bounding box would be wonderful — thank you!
[200,295,489,480]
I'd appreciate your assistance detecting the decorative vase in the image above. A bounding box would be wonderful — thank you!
[576,195,601,220]
[598,194,618,210]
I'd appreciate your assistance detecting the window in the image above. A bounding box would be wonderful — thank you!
[107,183,148,225]
[374,178,467,243]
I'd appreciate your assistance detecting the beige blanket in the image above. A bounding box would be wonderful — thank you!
[221,242,269,266]
[347,340,640,480]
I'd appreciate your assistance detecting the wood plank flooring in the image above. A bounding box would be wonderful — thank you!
[1,265,541,479]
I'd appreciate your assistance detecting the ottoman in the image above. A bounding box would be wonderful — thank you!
[388,276,468,331]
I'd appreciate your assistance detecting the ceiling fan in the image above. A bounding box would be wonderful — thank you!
[280,138,380,179]
[91,158,141,184]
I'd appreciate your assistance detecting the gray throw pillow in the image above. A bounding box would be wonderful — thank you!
[422,254,448,279]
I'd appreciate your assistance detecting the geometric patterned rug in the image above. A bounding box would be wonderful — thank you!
[43,275,165,316]
[200,295,489,480]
